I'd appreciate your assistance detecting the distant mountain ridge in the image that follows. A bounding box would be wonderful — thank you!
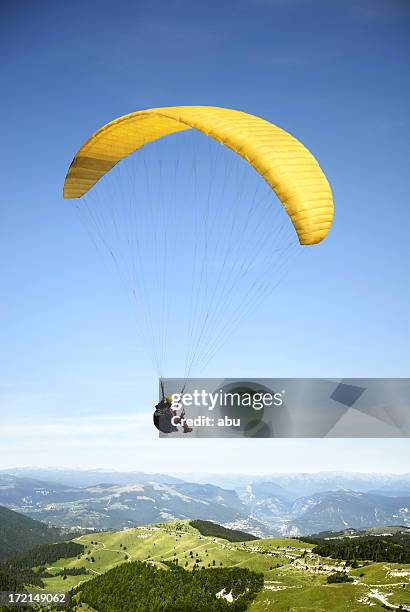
[285,490,410,536]
[0,468,183,488]
[181,471,410,497]
[0,474,250,532]
[1,470,410,537]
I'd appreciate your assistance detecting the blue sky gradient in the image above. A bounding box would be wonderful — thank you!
[1,0,409,471]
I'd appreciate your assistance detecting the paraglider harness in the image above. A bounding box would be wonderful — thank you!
[153,381,191,434]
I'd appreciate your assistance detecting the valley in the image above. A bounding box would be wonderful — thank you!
[2,471,410,537]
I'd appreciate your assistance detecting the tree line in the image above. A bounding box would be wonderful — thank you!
[70,560,264,611]
[190,520,259,542]
[310,538,410,564]
[0,541,84,588]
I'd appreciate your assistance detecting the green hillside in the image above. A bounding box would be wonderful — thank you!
[0,506,75,561]
[6,520,410,611]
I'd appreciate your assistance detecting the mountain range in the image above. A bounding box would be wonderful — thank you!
[1,470,409,537]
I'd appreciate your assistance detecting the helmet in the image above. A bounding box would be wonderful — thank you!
[166,395,174,404]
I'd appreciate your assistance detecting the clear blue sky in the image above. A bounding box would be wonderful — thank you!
[1,0,409,471]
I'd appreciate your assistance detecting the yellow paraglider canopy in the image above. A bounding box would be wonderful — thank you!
[63,106,333,245]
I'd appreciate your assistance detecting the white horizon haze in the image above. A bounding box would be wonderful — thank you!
[1,409,409,475]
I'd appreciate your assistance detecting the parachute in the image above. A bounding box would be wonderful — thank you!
[64,106,334,376]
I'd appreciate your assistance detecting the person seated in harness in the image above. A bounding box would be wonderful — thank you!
[153,395,192,434]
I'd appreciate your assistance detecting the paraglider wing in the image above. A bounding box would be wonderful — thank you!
[63,106,334,245]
